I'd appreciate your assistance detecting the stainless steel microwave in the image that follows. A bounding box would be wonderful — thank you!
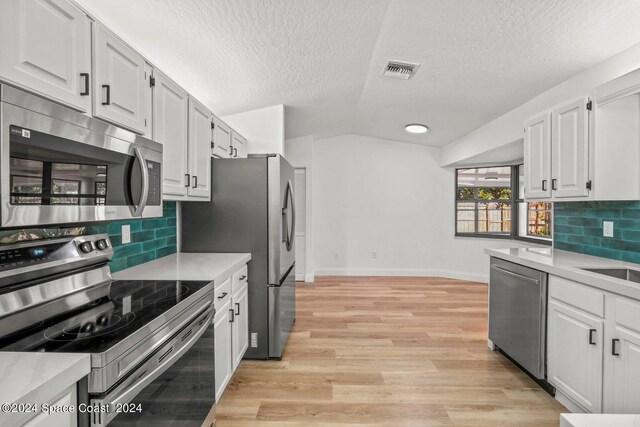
[0,85,162,228]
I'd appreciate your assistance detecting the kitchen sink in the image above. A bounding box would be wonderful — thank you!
[581,267,640,284]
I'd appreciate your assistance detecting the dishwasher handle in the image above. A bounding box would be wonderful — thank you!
[490,264,540,285]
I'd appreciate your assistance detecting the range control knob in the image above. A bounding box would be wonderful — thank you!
[78,242,93,254]
[95,239,109,250]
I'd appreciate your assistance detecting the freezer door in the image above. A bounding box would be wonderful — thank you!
[267,155,296,284]
[268,264,296,358]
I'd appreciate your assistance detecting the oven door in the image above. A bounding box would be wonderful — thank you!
[87,305,215,427]
[1,98,162,228]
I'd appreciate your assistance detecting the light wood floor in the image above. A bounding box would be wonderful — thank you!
[214,276,566,426]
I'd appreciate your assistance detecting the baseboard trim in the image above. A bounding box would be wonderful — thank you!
[554,389,587,413]
[437,270,488,283]
[314,268,440,277]
[304,273,315,283]
[313,268,487,283]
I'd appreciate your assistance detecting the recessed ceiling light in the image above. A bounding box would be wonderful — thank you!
[405,124,429,134]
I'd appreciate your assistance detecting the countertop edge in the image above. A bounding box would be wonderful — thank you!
[485,248,640,300]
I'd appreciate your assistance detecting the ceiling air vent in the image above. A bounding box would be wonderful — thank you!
[382,60,419,80]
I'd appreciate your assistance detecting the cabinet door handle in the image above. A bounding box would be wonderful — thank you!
[588,329,596,345]
[192,175,198,189]
[185,173,190,187]
[612,338,620,356]
[233,148,238,158]
[235,302,240,316]
[542,180,547,191]
[101,84,111,105]
[229,145,233,155]
[80,73,90,96]
[551,178,557,190]
[229,309,235,323]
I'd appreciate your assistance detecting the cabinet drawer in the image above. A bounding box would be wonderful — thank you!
[613,294,640,334]
[549,275,605,318]
[232,265,248,294]
[214,277,232,310]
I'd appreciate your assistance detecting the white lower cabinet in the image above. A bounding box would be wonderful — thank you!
[547,299,603,413]
[232,283,249,370]
[23,385,77,427]
[214,298,233,402]
[213,265,249,402]
[548,275,640,414]
[603,294,640,413]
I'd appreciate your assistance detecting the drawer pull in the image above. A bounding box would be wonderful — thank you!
[588,329,596,345]
[217,292,228,299]
[612,338,620,356]
[239,275,247,281]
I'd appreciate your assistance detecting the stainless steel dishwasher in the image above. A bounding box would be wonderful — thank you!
[489,257,548,379]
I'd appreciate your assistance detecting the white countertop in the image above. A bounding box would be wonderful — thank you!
[0,353,90,420]
[113,252,251,285]
[485,247,640,300]
[561,414,640,427]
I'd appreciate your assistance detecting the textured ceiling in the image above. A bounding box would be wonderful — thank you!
[75,0,640,147]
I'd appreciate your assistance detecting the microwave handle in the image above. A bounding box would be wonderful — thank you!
[132,147,150,217]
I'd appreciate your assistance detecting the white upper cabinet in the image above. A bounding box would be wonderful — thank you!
[0,0,91,112]
[93,23,150,135]
[551,97,590,198]
[231,132,248,158]
[152,70,189,197]
[188,97,213,199]
[523,97,591,201]
[592,68,640,200]
[524,113,552,199]
[212,117,232,158]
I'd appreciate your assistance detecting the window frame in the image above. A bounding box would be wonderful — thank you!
[454,165,552,245]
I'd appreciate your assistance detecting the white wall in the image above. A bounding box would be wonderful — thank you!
[222,104,285,155]
[284,135,315,282]
[296,133,529,283]
[440,41,640,166]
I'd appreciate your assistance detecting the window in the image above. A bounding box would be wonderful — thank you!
[455,165,552,242]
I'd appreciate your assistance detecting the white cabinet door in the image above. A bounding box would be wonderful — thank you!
[231,132,247,158]
[93,24,149,134]
[23,385,77,427]
[188,97,212,199]
[212,118,232,158]
[0,0,91,112]
[604,295,640,414]
[548,300,603,413]
[214,301,233,402]
[551,97,590,198]
[524,112,552,199]
[232,283,249,370]
[153,71,188,197]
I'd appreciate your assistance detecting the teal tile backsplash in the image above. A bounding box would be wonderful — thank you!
[554,201,640,264]
[86,201,177,273]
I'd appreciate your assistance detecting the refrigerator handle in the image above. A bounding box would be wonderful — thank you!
[284,180,295,252]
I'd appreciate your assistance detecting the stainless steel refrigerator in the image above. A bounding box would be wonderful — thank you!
[181,154,296,359]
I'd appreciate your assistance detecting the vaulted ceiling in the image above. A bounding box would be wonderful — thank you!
[75,0,640,147]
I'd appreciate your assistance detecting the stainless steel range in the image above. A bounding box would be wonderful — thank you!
[0,234,215,426]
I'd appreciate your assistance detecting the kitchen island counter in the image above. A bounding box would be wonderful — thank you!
[0,352,90,424]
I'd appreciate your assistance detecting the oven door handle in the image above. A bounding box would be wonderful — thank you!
[130,147,150,217]
[89,305,214,427]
